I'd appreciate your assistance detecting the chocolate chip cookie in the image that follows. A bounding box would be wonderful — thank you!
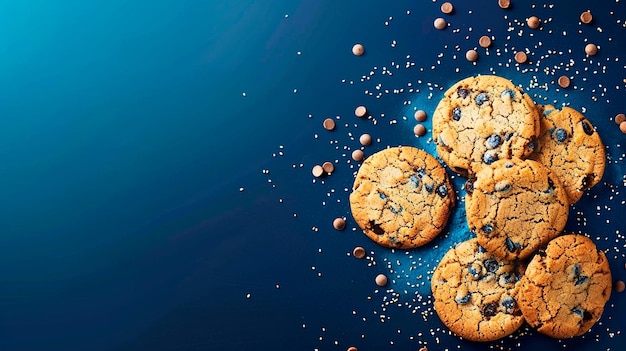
[431,238,526,341]
[465,158,569,260]
[518,234,612,338]
[432,75,540,176]
[529,105,606,204]
[349,146,455,249]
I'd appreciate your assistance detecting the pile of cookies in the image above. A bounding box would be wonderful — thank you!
[430,75,611,341]
[348,75,612,341]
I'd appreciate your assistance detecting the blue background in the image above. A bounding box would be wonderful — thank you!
[0,1,624,350]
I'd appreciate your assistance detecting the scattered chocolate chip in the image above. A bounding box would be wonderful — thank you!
[355,105,367,118]
[323,118,336,131]
[312,165,324,177]
[465,49,478,62]
[322,161,335,174]
[479,35,492,48]
[359,133,372,146]
[413,124,427,136]
[351,149,364,162]
[414,109,427,121]
[352,247,366,259]
[514,51,528,63]
[333,217,346,230]
[585,43,598,56]
[440,2,454,14]
[352,43,365,56]
[580,11,593,24]
[434,17,447,30]
[527,16,541,29]
[375,274,388,287]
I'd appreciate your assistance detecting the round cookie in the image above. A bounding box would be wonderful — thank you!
[465,158,569,260]
[431,238,526,342]
[518,234,612,338]
[349,146,455,249]
[432,75,540,176]
[529,105,606,204]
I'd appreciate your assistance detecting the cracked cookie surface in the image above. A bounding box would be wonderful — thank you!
[529,105,606,204]
[518,234,612,338]
[349,146,455,249]
[432,75,540,176]
[465,158,569,260]
[431,238,526,342]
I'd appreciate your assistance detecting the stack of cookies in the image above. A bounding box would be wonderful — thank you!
[347,74,612,341]
[429,75,612,341]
